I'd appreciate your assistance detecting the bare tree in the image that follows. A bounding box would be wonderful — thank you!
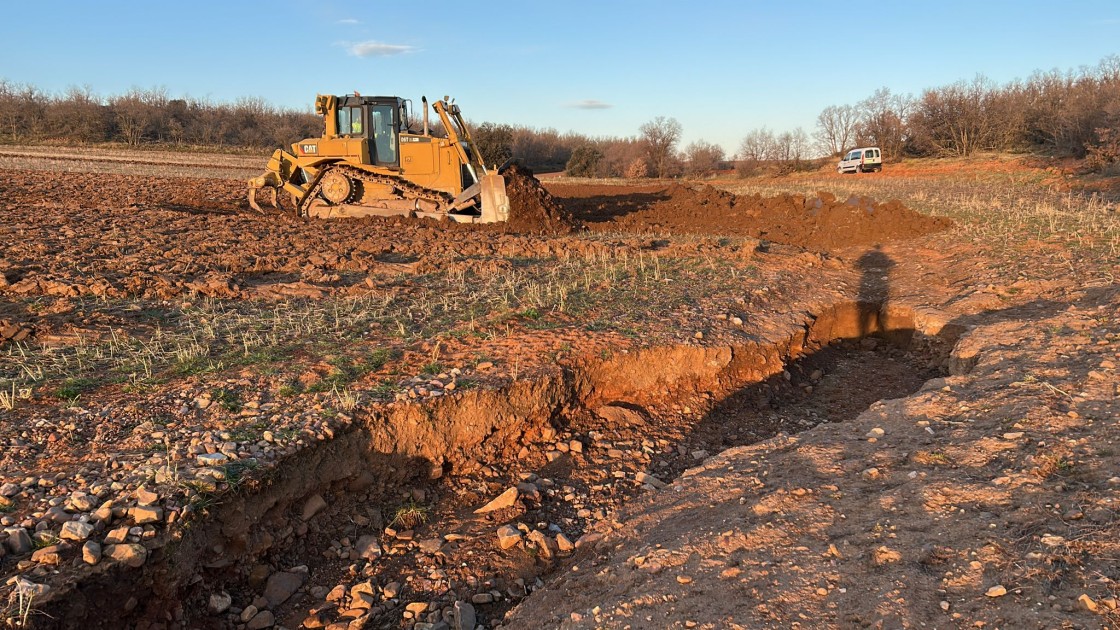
[908,77,999,156]
[738,128,775,162]
[683,140,725,177]
[855,87,912,158]
[639,116,682,178]
[814,104,859,156]
[736,127,775,175]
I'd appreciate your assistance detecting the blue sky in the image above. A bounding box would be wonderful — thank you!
[2,1,1117,154]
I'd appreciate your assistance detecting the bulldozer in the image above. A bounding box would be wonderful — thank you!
[249,94,511,223]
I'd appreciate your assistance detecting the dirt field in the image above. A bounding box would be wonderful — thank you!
[0,148,1118,630]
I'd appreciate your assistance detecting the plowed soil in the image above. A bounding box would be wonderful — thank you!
[4,150,1114,630]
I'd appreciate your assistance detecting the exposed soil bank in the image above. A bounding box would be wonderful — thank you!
[29,300,951,628]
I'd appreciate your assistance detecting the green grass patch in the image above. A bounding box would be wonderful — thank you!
[211,388,242,413]
[55,377,101,400]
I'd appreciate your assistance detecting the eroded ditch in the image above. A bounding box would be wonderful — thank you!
[34,301,956,629]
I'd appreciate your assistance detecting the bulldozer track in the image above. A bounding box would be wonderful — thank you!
[299,163,456,216]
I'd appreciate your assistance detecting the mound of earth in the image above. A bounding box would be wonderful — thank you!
[551,182,952,250]
[499,164,579,234]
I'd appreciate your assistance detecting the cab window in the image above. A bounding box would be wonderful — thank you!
[337,106,363,136]
[371,104,398,165]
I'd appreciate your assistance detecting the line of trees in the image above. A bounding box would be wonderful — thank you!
[0,82,319,149]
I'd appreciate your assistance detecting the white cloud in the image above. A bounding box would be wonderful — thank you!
[567,99,612,110]
[347,41,417,57]
[337,18,360,24]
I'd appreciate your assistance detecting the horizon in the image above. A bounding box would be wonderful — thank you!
[2,1,1118,155]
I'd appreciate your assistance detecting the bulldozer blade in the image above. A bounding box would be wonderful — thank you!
[478,173,511,223]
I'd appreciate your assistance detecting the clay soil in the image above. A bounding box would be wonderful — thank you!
[1,149,1118,630]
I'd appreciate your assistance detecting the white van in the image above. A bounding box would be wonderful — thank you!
[837,147,882,174]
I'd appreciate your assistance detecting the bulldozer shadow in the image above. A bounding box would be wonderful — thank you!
[557,191,671,224]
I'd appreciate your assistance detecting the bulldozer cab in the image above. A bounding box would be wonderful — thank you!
[332,95,404,167]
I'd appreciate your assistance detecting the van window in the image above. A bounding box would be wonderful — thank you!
[850,151,862,160]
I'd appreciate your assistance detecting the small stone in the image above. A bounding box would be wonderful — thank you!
[405,601,428,615]
[103,527,129,545]
[453,601,476,630]
[196,453,228,466]
[471,593,494,605]
[326,584,347,602]
[59,520,95,541]
[4,527,32,554]
[246,609,276,629]
[351,594,376,612]
[693,331,704,339]
[355,534,382,561]
[861,467,881,480]
[134,488,159,506]
[92,502,114,522]
[208,591,232,615]
[866,427,885,439]
[527,529,555,559]
[985,585,1007,597]
[31,545,64,565]
[81,541,102,565]
[1079,594,1098,612]
[496,525,521,550]
[417,537,442,554]
[731,316,743,326]
[1002,432,1024,440]
[474,487,519,514]
[1040,534,1066,547]
[105,543,148,568]
[873,546,902,565]
[555,533,575,554]
[0,483,19,498]
[129,506,163,525]
[302,494,328,521]
[635,471,666,489]
[240,605,258,622]
[68,492,96,511]
[263,570,306,607]
[940,601,950,611]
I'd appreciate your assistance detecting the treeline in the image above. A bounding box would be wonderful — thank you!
[0,83,319,148]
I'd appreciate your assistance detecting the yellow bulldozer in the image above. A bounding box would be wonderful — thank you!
[249,94,511,223]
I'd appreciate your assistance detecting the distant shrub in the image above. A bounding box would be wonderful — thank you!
[624,157,649,179]
[565,145,603,177]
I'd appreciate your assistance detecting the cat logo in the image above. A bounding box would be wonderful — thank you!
[300,143,318,155]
